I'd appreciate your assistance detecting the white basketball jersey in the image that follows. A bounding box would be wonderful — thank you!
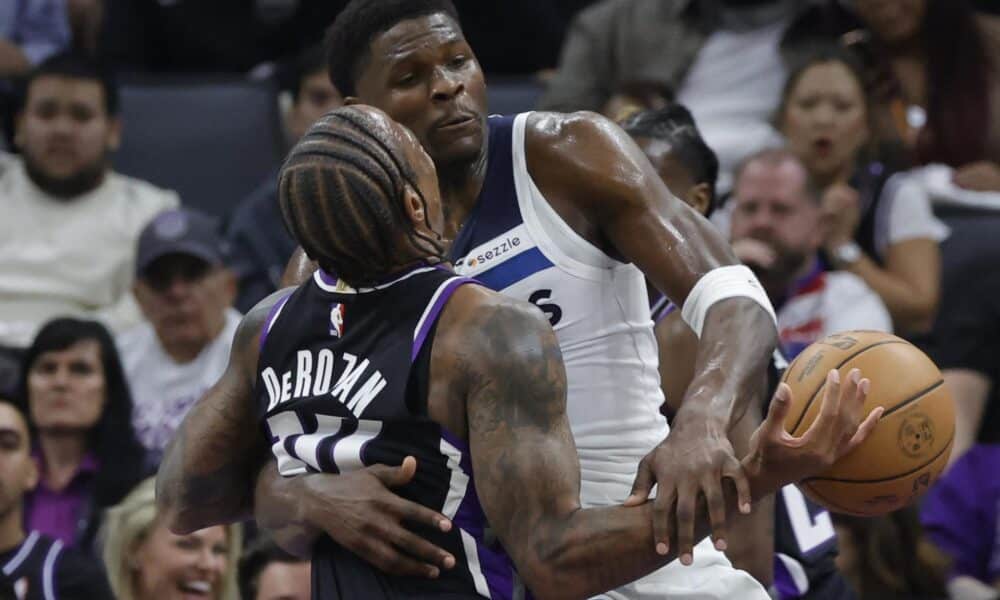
[450,113,669,507]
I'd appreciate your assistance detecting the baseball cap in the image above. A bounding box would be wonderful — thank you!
[136,209,226,277]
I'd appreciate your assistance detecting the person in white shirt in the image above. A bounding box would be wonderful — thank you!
[0,53,178,348]
[118,208,240,465]
[0,52,177,393]
[729,148,892,353]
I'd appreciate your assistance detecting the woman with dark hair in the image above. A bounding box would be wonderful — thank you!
[16,317,148,552]
[848,0,1000,185]
[776,47,947,336]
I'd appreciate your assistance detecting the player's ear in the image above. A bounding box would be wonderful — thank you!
[402,185,425,226]
[689,183,712,218]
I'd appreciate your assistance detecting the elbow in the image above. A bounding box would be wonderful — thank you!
[154,472,203,535]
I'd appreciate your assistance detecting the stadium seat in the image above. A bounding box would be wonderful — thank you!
[113,76,286,221]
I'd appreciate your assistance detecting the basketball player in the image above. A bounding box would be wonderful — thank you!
[622,107,856,599]
[157,104,878,599]
[165,1,822,596]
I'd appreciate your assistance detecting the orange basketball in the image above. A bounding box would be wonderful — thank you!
[781,331,955,516]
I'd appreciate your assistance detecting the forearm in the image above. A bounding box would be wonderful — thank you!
[254,460,321,557]
[844,256,936,330]
[0,40,31,77]
[524,463,776,600]
[680,297,776,429]
[156,383,263,533]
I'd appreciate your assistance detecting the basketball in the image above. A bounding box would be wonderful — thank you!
[781,331,955,516]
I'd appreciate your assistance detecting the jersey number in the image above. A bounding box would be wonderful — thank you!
[529,289,563,326]
[782,485,836,554]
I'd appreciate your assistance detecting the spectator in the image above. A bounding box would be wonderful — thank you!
[118,209,240,465]
[834,507,950,600]
[227,45,343,312]
[0,52,179,355]
[0,0,70,78]
[776,49,947,335]
[730,148,892,356]
[846,0,1000,178]
[238,536,310,600]
[66,0,103,55]
[0,395,114,598]
[16,318,147,551]
[539,0,844,190]
[102,478,241,600]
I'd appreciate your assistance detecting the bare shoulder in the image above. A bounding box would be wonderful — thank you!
[525,110,629,153]
[434,283,556,364]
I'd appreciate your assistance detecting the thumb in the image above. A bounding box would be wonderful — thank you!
[370,456,418,488]
[763,383,793,438]
[625,459,655,506]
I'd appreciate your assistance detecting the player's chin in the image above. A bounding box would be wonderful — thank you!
[428,134,484,168]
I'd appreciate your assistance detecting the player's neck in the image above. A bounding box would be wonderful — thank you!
[0,506,25,554]
[437,140,490,239]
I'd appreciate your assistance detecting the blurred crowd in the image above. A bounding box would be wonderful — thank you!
[1,0,999,598]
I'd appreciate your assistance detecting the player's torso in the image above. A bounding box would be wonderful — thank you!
[451,113,668,506]
[255,268,523,600]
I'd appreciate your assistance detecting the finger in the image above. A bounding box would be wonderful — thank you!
[675,482,698,566]
[839,369,864,433]
[391,495,452,533]
[762,383,793,440]
[370,456,418,488]
[626,458,655,507]
[804,370,842,443]
[362,537,441,578]
[701,475,728,552]
[652,484,675,556]
[724,458,752,514]
[386,523,457,570]
[846,404,883,453]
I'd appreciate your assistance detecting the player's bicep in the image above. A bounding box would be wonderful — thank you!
[462,301,581,561]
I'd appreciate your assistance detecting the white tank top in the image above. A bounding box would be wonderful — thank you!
[451,113,669,507]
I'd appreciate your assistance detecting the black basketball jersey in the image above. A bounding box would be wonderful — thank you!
[256,265,529,600]
[0,531,112,600]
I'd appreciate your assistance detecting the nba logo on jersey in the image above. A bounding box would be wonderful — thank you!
[329,303,345,338]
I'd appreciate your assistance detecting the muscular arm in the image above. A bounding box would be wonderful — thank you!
[528,111,775,434]
[449,293,775,599]
[156,294,282,533]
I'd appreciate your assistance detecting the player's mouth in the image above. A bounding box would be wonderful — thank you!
[434,113,478,133]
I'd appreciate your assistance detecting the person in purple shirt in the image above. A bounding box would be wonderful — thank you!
[922,443,1000,595]
[15,317,147,553]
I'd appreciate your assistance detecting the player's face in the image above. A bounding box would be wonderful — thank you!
[134,255,236,358]
[853,0,926,45]
[0,404,38,519]
[16,76,120,196]
[731,161,823,276]
[353,13,488,171]
[27,340,107,434]
[396,121,446,241]
[781,62,869,184]
[254,561,311,600]
[134,522,229,600]
[632,136,709,217]
[287,70,344,142]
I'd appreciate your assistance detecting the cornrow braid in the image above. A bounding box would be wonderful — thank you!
[278,106,447,287]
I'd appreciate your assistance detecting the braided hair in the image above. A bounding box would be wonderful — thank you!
[278,106,447,287]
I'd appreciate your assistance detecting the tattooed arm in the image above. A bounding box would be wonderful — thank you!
[156,293,280,532]
[437,286,878,600]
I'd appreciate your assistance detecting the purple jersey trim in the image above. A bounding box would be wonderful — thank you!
[259,292,293,353]
[412,277,478,362]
